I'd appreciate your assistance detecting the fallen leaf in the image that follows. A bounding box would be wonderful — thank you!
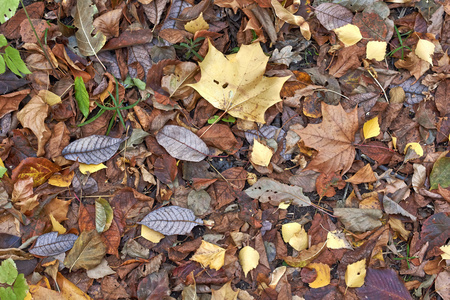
[356,268,412,299]
[345,259,367,288]
[284,242,327,267]
[250,139,273,167]
[73,0,106,56]
[93,8,122,39]
[271,0,310,40]
[79,163,107,174]
[315,3,353,30]
[64,230,106,271]
[188,41,289,123]
[404,142,423,157]
[190,240,226,270]
[430,156,450,189]
[29,232,78,257]
[327,230,353,250]
[239,246,259,277]
[307,263,331,288]
[345,164,377,184]
[334,24,362,47]
[415,39,435,65]
[211,281,239,300]
[363,116,380,139]
[141,225,165,243]
[295,102,358,174]
[366,41,387,61]
[282,223,308,251]
[269,46,302,66]
[49,214,66,234]
[184,13,209,33]
[11,157,61,187]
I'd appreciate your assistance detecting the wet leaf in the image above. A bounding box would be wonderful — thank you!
[64,230,106,271]
[62,135,127,164]
[138,206,203,236]
[156,125,209,162]
[29,232,78,257]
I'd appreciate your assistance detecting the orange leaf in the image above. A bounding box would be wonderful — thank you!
[11,157,61,187]
[294,103,358,174]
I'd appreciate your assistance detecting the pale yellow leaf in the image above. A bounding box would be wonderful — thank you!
[440,245,450,260]
[278,202,290,210]
[326,230,352,250]
[392,136,397,149]
[251,140,273,167]
[269,266,286,289]
[404,142,423,157]
[141,225,165,243]
[184,13,209,34]
[271,0,310,40]
[307,263,330,288]
[333,24,362,47]
[366,41,387,61]
[363,116,380,139]
[188,41,290,123]
[49,214,66,234]
[239,246,259,277]
[415,39,435,65]
[282,222,308,251]
[79,163,107,174]
[211,281,239,300]
[345,259,367,288]
[191,240,226,270]
[282,223,302,243]
[38,90,61,106]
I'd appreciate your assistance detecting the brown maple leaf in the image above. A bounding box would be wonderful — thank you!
[294,102,358,175]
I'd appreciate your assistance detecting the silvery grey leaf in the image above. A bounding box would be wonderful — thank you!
[138,206,203,236]
[156,125,209,162]
[29,232,78,257]
[315,3,353,30]
[62,135,127,164]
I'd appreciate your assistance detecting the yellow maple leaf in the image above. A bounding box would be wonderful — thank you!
[345,259,367,288]
[415,39,435,65]
[239,246,259,277]
[334,24,362,47]
[363,116,380,139]
[184,13,209,34]
[188,41,290,123]
[191,240,226,270]
[251,139,273,167]
[366,41,387,61]
[307,263,331,288]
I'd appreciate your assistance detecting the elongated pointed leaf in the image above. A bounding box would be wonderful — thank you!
[64,230,106,271]
[138,206,203,236]
[73,0,106,56]
[62,135,127,164]
[29,232,78,257]
[156,125,209,162]
[74,77,90,118]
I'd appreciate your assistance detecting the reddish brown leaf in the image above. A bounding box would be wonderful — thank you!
[0,89,30,119]
[11,157,60,187]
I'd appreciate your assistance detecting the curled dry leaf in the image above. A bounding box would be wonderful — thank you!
[62,135,127,165]
[29,232,78,257]
[138,206,203,236]
[93,8,122,39]
[156,125,209,162]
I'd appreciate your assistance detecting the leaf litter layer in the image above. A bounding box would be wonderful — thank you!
[0,0,449,299]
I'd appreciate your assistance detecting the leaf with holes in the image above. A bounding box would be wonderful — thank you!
[245,178,311,207]
[62,135,127,165]
[138,206,203,236]
[156,125,209,162]
[29,232,78,257]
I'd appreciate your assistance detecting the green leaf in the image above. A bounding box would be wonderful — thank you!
[0,34,7,47]
[207,115,220,124]
[0,258,18,285]
[430,157,450,190]
[0,166,7,178]
[95,198,113,233]
[132,78,146,90]
[74,77,90,118]
[0,286,16,300]
[0,54,5,74]
[0,0,19,24]
[4,46,31,77]
[12,274,28,300]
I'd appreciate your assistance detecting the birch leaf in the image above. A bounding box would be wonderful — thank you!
[73,0,107,56]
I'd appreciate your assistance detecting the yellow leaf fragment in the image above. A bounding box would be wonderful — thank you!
[282,223,308,251]
[39,90,62,106]
[363,116,381,139]
[48,172,74,187]
[366,41,387,61]
[333,24,362,47]
[415,39,435,65]
[191,240,226,270]
[49,214,66,234]
[327,230,352,250]
[345,259,367,288]
[211,281,239,300]
[271,0,310,40]
[188,41,290,123]
[141,225,165,243]
[239,246,259,277]
[79,163,107,174]
[278,202,290,210]
[307,263,331,288]
[404,142,423,157]
[184,13,209,34]
[440,245,450,260]
[251,140,273,167]
[269,266,286,289]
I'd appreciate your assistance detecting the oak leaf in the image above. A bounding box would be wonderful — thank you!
[188,41,289,123]
[295,103,358,174]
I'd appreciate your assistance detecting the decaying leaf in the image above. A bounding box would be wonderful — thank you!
[295,103,358,174]
[138,206,203,236]
[73,0,106,56]
[64,230,106,271]
[29,232,78,257]
[245,177,311,207]
[190,240,226,270]
[156,125,209,162]
[188,41,289,123]
[334,208,383,232]
[62,135,127,165]
[11,157,61,187]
